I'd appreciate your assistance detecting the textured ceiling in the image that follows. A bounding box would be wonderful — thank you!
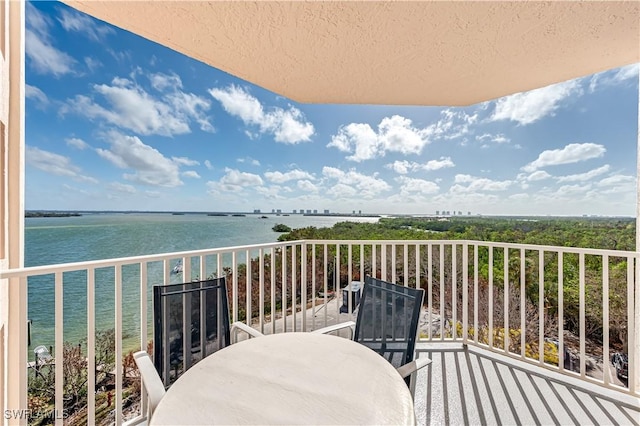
[64,1,640,106]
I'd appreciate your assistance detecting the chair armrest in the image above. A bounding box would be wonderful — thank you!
[311,321,356,339]
[231,322,264,343]
[396,357,432,378]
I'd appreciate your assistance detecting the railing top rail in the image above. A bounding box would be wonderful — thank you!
[0,240,304,278]
[2,238,637,278]
[302,239,638,257]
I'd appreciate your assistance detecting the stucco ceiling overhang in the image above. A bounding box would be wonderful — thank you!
[63,1,640,106]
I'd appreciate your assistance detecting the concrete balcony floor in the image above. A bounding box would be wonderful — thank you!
[413,343,640,426]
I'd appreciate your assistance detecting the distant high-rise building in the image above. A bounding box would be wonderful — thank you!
[306,209,312,214]
[313,209,318,214]
[272,209,275,213]
[436,210,440,215]
[253,209,261,214]
[446,210,451,215]
[276,209,282,214]
[458,211,462,216]
[324,209,330,214]
[468,211,471,215]
[293,210,297,214]
[358,210,362,215]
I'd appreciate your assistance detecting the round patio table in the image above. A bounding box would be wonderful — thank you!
[150,332,415,425]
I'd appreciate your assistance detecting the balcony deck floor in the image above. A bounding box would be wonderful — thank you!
[413,343,640,426]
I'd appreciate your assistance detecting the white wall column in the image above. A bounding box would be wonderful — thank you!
[1,0,26,424]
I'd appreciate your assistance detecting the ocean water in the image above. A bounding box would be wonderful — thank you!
[25,212,378,353]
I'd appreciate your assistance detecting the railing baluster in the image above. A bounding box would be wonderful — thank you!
[504,247,509,354]
[428,243,433,341]
[311,244,316,331]
[403,243,408,288]
[259,248,265,334]
[627,256,635,391]
[520,248,525,359]
[323,244,328,328]
[282,247,287,332]
[115,265,123,426]
[488,246,493,348]
[558,252,564,372]
[54,271,63,426]
[301,243,307,332]
[452,244,457,340]
[292,245,296,332]
[271,248,276,335]
[474,244,478,345]
[539,250,544,364]
[87,268,96,425]
[139,262,148,419]
[246,250,252,329]
[391,244,396,283]
[579,252,586,376]
[462,243,468,344]
[440,243,444,340]
[602,255,609,385]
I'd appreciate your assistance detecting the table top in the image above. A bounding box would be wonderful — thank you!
[150,332,415,425]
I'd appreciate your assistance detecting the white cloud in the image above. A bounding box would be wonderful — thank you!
[219,167,263,192]
[451,174,513,193]
[57,8,115,41]
[204,160,213,170]
[425,157,455,171]
[298,180,319,193]
[491,80,582,125]
[329,111,477,162]
[26,146,97,183]
[66,137,90,150]
[172,157,200,167]
[264,169,314,184]
[237,157,261,166]
[108,182,136,194]
[84,57,102,73]
[182,171,201,179]
[589,63,639,92]
[322,167,391,198]
[329,116,431,162]
[386,157,455,174]
[149,72,183,92]
[25,84,50,109]
[96,132,182,187]
[209,85,314,144]
[475,133,510,146]
[556,165,610,183]
[26,4,76,77]
[64,76,213,136]
[395,176,439,195]
[522,143,606,172]
[526,170,552,181]
[597,174,635,187]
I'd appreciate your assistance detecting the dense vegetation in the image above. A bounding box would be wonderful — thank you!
[276,216,635,352]
[272,223,292,232]
[278,216,635,251]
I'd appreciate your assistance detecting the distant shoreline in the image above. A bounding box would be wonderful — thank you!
[23,210,634,220]
[25,211,82,218]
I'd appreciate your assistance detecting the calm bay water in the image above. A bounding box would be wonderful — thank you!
[25,213,378,353]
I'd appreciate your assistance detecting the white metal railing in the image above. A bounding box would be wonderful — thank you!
[1,239,638,425]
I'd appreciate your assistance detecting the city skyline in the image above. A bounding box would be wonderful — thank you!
[25,2,640,216]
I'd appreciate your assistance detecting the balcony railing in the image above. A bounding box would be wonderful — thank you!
[1,239,638,425]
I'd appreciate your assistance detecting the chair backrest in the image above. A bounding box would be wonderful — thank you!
[153,277,231,386]
[354,276,425,383]
[134,351,166,419]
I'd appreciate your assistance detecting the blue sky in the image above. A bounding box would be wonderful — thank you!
[25,2,639,216]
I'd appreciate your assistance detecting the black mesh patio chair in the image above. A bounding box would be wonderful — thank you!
[153,277,257,387]
[314,275,430,387]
